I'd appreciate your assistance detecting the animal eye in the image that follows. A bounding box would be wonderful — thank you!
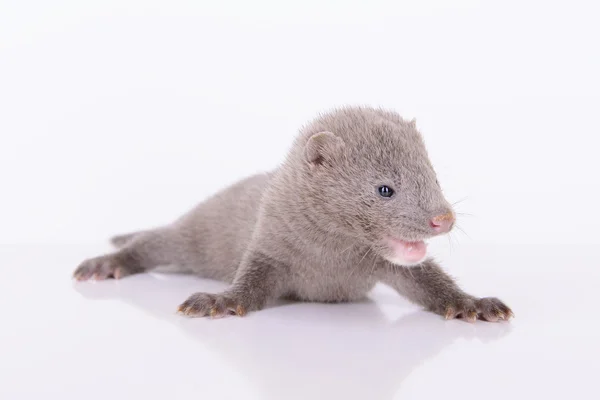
[378,185,394,198]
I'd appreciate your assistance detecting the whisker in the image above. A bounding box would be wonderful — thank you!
[344,245,359,281]
[408,265,416,280]
[454,224,472,240]
[397,218,432,235]
[370,254,379,277]
[358,246,373,265]
[453,230,460,247]
[452,197,469,206]
[455,212,475,217]
[340,244,355,255]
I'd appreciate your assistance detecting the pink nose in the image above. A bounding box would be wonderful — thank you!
[430,212,455,234]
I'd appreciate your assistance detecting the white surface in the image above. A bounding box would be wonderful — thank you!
[1,244,598,399]
[1,1,599,399]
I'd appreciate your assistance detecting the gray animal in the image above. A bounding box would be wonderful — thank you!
[73,106,513,322]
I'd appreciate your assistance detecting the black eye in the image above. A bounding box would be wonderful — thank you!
[378,185,394,198]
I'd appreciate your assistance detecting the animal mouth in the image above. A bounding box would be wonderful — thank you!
[386,238,428,264]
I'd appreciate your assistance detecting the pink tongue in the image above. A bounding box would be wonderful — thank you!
[391,239,427,263]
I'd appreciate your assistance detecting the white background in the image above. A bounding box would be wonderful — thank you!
[1,1,599,399]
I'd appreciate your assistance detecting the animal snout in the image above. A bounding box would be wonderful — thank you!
[429,212,455,234]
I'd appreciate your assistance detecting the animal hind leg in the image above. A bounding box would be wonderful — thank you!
[73,227,186,281]
[110,230,146,248]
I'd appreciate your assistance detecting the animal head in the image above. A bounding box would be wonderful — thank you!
[292,106,455,266]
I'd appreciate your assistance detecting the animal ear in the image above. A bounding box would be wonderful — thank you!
[305,131,344,165]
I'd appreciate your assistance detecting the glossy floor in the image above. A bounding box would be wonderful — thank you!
[1,244,596,400]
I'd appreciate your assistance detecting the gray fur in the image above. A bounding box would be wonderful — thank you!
[73,106,512,322]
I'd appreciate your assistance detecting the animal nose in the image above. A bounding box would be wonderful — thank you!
[429,212,455,234]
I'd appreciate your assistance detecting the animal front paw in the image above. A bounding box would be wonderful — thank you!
[177,292,250,318]
[441,296,513,323]
[73,254,140,281]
